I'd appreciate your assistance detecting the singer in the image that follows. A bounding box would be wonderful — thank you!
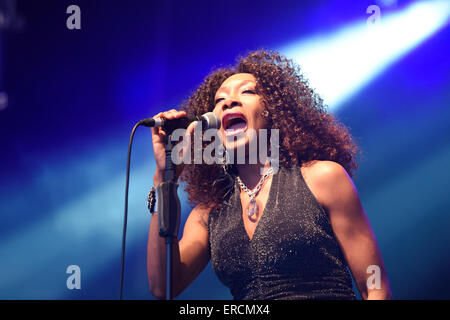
[147,50,391,300]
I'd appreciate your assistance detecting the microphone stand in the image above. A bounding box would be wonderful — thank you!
[121,116,217,300]
[156,129,181,300]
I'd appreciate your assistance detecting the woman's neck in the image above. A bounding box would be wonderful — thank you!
[236,159,272,189]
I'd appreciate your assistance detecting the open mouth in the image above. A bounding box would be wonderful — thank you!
[222,112,248,136]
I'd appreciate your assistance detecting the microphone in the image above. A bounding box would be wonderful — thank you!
[138,112,221,131]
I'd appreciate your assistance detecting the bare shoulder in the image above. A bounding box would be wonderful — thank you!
[188,202,215,229]
[301,160,350,185]
[300,160,355,208]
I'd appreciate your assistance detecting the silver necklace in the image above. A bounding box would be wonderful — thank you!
[236,166,274,218]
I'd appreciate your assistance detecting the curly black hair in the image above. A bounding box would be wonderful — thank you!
[178,50,359,208]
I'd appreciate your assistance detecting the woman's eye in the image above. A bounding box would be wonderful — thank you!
[243,90,256,94]
[215,98,224,104]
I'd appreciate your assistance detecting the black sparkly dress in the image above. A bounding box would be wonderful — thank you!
[207,164,356,300]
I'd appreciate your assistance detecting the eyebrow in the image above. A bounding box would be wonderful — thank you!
[216,79,256,95]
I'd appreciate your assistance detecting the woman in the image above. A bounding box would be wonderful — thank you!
[147,50,391,300]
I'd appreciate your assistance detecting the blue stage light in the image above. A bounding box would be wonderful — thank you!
[280,0,450,110]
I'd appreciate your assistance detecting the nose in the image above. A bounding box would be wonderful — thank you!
[222,97,241,111]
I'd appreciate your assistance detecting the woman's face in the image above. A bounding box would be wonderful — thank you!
[213,73,267,154]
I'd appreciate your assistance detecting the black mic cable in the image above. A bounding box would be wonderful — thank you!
[119,121,141,300]
[119,112,220,300]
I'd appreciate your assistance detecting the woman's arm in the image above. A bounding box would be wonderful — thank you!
[147,199,211,299]
[147,108,211,299]
[302,161,392,300]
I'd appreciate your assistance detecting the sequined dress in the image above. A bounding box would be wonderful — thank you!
[207,164,356,300]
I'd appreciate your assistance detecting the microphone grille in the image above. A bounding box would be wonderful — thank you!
[202,112,221,130]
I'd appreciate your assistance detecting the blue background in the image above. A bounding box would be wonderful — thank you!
[0,0,449,299]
